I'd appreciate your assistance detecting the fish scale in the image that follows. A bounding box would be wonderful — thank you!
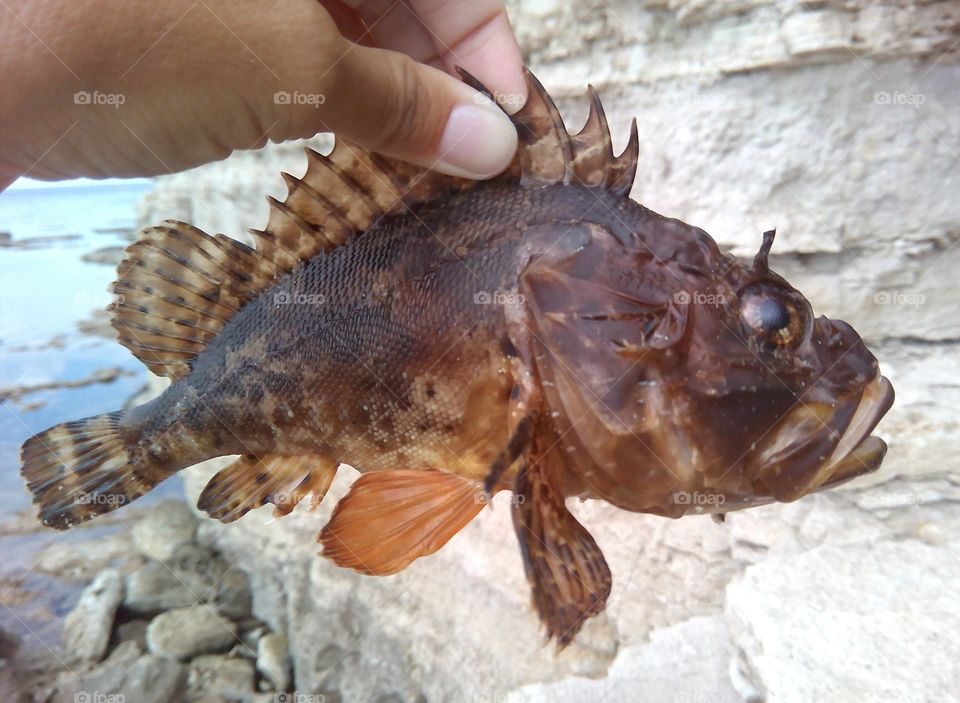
[19,69,893,648]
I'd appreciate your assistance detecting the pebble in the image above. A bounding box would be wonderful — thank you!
[63,569,123,661]
[52,641,185,703]
[124,560,198,614]
[146,605,238,660]
[257,632,292,692]
[187,653,255,698]
[132,500,198,562]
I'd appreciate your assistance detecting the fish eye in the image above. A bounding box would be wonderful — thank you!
[739,284,808,348]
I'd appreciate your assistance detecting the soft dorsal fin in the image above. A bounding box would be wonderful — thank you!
[111,69,640,378]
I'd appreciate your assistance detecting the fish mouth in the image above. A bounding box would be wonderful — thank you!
[753,375,895,501]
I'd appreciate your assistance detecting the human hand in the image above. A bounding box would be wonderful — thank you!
[0,0,526,190]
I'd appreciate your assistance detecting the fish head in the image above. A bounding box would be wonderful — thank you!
[528,224,893,513]
[675,229,895,504]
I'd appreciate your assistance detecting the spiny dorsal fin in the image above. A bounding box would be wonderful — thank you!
[462,68,639,195]
[113,69,639,379]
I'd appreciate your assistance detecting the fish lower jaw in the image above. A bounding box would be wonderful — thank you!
[754,374,894,501]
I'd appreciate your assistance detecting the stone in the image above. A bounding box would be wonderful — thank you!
[146,606,238,660]
[506,616,741,702]
[63,569,123,661]
[114,618,149,650]
[186,653,254,698]
[132,499,198,562]
[124,545,251,618]
[124,560,199,614]
[256,632,292,692]
[726,541,960,702]
[52,641,185,703]
[212,566,252,620]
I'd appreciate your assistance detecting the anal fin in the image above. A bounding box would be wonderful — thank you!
[319,469,485,576]
[197,453,336,523]
[513,459,612,648]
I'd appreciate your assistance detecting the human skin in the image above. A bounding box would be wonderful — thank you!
[0,0,526,190]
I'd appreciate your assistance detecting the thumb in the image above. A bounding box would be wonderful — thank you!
[280,42,519,179]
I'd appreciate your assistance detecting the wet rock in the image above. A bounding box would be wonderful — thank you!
[124,560,198,614]
[132,500,197,562]
[146,606,238,660]
[63,569,123,661]
[52,641,185,703]
[187,654,254,699]
[256,633,292,692]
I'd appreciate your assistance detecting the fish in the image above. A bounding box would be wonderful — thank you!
[20,69,894,647]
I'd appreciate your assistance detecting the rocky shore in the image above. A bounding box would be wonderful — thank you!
[2,501,295,703]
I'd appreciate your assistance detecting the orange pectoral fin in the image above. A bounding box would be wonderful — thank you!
[319,470,485,576]
[197,454,337,524]
[512,459,612,648]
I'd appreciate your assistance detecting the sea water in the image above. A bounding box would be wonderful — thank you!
[0,179,184,651]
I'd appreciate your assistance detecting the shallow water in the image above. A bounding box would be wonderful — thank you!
[0,181,186,653]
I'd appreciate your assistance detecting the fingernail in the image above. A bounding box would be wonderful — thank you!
[434,96,518,179]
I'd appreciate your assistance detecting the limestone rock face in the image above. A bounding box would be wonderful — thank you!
[138,1,959,700]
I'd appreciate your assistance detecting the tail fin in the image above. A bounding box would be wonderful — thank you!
[20,412,160,529]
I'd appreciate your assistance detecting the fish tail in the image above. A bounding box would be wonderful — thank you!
[20,410,168,529]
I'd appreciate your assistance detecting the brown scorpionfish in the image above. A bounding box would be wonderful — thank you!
[21,70,894,646]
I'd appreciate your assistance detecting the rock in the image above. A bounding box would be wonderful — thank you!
[124,544,251,617]
[52,641,185,703]
[187,654,254,699]
[132,500,198,562]
[63,569,124,661]
[146,606,238,660]
[726,541,960,702]
[124,560,199,614]
[507,615,741,703]
[168,544,252,617]
[35,530,135,581]
[114,618,149,650]
[214,568,252,620]
[256,633,292,691]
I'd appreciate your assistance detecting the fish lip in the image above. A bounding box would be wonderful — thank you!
[753,374,894,500]
[815,375,894,489]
